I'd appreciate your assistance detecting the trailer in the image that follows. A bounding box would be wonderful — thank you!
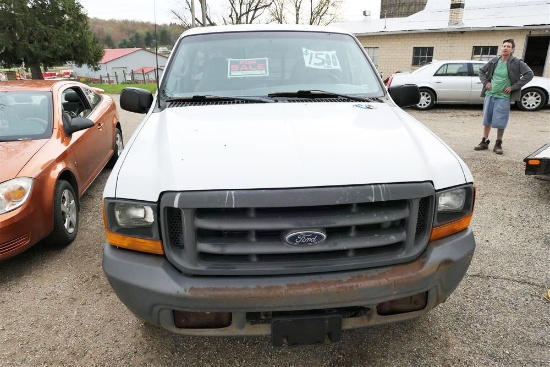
[524,143,550,177]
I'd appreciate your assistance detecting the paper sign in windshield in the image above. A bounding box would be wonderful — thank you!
[228,58,269,77]
[302,48,341,70]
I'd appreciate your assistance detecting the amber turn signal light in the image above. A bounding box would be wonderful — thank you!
[429,211,473,242]
[105,230,164,255]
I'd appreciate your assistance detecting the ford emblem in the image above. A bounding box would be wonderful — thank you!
[284,230,327,247]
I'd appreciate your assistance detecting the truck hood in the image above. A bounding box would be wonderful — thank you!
[110,102,469,201]
[0,140,47,182]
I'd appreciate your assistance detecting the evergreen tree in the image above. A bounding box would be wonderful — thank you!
[144,31,153,48]
[129,32,142,48]
[104,34,115,48]
[0,0,104,79]
[158,28,171,46]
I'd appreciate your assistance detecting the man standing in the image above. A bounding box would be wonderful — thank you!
[474,39,534,154]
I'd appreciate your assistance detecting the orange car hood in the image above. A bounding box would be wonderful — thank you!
[0,140,48,181]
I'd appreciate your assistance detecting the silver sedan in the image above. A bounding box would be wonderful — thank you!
[387,60,549,111]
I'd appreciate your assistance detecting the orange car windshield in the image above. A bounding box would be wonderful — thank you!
[0,92,53,142]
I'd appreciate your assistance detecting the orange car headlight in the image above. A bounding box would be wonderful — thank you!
[0,177,33,214]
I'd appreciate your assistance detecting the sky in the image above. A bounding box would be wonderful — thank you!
[76,0,381,25]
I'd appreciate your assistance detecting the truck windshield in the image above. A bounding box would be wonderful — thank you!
[160,31,383,101]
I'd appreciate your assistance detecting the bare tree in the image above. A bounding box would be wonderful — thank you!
[224,0,274,24]
[292,0,303,23]
[171,0,341,27]
[268,0,286,24]
[171,0,216,28]
[309,0,340,25]
[268,0,341,25]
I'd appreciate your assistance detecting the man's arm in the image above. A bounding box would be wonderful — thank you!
[510,60,534,91]
[478,62,489,85]
[478,61,491,89]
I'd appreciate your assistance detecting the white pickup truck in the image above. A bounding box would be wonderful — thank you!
[102,24,476,347]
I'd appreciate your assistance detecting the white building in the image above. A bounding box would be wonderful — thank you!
[335,0,550,79]
[72,48,169,83]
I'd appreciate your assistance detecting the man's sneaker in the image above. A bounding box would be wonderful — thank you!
[493,140,503,155]
[474,138,490,151]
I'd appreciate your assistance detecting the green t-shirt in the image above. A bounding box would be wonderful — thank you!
[486,60,511,99]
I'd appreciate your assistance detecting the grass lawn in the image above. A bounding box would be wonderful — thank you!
[89,83,157,94]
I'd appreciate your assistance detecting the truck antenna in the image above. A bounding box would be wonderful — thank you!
[154,0,161,109]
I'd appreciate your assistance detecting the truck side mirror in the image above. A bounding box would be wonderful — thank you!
[388,84,421,108]
[120,88,153,114]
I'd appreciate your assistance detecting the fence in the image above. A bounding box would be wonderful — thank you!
[79,70,160,84]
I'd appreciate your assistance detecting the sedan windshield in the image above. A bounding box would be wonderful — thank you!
[0,92,53,142]
[160,31,383,101]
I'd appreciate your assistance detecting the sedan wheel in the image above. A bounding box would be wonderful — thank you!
[416,89,436,110]
[517,88,546,111]
[48,180,78,246]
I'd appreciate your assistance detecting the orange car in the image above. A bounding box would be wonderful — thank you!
[0,80,123,260]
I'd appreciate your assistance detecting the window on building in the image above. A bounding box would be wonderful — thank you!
[472,46,498,61]
[364,47,379,67]
[412,47,434,66]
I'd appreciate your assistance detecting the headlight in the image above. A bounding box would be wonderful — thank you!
[103,199,163,254]
[0,178,33,214]
[114,203,155,227]
[438,188,466,212]
[430,185,475,241]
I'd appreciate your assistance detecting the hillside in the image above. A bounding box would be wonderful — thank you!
[89,18,185,49]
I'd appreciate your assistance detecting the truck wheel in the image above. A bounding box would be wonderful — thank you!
[416,89,435,110]
[48,180,78,246]
[107,127,123,167]
[516,88,546,111]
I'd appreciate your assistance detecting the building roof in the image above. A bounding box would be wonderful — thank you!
[334,0,550,35]
[100,48,170,64]
[101,48,142,64]
[134,66,163,74]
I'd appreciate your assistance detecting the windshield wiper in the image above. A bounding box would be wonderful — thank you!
[268,90,381,103]
[165,95,275,103]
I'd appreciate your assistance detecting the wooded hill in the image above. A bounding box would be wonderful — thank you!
[89,18,185,49]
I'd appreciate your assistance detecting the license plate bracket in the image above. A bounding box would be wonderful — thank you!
[271,314,342,347]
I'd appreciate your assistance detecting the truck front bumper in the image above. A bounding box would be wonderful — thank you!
[102,229,475,336]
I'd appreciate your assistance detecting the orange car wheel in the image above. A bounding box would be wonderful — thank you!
[48,180,79,246]
[108,127,124,168]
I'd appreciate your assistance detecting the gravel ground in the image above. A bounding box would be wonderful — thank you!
[1,97,549,367]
